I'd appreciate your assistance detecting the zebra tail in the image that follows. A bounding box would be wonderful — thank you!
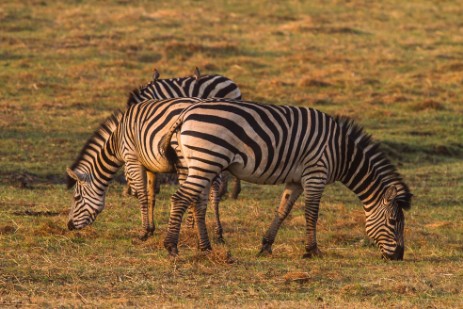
[158,116,184,166]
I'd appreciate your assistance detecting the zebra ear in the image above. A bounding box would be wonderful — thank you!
[194,67,201,79]
[396,193,413,210]
[153,68,160,81]
[384,186,398,203]
[66,168,88,187]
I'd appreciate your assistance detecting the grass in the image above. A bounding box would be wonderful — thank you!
[1,0,462,307]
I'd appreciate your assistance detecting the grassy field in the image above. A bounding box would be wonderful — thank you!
[1,0,462,307]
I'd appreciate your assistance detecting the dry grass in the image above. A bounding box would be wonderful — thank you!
[1,0,463,307]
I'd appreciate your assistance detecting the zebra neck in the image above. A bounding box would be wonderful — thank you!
[338,139,388,209]
[87,134,124,194]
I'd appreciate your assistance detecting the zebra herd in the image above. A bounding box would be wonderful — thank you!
[66,69,412,260]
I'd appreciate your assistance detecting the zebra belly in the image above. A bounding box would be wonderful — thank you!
[228,162,305,185]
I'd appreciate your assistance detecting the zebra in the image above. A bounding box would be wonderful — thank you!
[126,67,243,199]
[124,68,243,238]
[159,98,413,260]
[66,98,230,242]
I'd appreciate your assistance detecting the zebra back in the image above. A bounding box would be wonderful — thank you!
[127,72,242,107]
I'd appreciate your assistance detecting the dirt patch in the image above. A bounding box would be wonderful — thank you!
[0,172,65,186]
[0,225,16,234]
[205,247,236,265]
[425,221,452,229]
[283,271,311,284]
[35,221,67,236]
[408,131,434,136]
[443,62,463,72]
[299,78,333,88]
[13,210,61,217]
[411,99,446,111]
[164,41,239,59]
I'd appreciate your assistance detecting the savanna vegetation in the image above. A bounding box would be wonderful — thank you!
[1,1,462,307]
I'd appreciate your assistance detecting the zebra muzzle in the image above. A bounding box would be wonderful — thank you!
[67,220,76,231]
[383,245,404,261]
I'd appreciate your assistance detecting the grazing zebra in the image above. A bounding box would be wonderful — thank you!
[159,99,412,260]
[67,98,229,244]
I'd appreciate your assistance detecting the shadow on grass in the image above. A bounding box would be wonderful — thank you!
[381,141,463,162]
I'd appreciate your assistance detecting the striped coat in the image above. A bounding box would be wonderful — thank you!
[160,99,412,259]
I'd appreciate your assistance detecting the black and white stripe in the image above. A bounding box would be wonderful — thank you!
[160,99,412,260]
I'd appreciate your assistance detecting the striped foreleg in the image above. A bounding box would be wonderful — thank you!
[125,161,154,240]
[257,183,303,256]
[145,170,157,239]
[301,171,327,258]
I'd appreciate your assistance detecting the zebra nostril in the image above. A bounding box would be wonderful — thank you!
[67,220,76,231]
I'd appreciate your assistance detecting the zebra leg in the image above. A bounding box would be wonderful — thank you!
[218,171,229,198]
[230,176,241,200]
[302,173,326,259]
[257,183,303,257]
[145,170,157,239]
[154,174,161,194]
[123,167,136,197]
[125,161,153,241]
[193,188,212,251]
[186,207,195,229]
[164,188,191,257]
[210,174,225,244]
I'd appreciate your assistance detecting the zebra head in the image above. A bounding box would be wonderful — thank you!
[66,167,105,231]
[365,185,412,261]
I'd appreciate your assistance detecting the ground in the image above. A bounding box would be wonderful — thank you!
[0,1,462,308]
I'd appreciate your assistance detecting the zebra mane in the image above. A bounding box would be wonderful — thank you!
[126,74,222,107]
[334,116,412,210]
[126,84,148,107]
[67,110,124,189]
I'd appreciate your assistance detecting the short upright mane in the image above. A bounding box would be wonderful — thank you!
[334,115,412,209]
[126,74,222,107]
[126,82,148,107]
[67,110,123,189]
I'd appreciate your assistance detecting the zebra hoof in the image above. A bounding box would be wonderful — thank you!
[257,245,272,257]
[302,246,322,259]
[200,244,213,252]
[138,228,155,241]
[230,193,240,200]
[165,244,179,257]
[215,236,225,245]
